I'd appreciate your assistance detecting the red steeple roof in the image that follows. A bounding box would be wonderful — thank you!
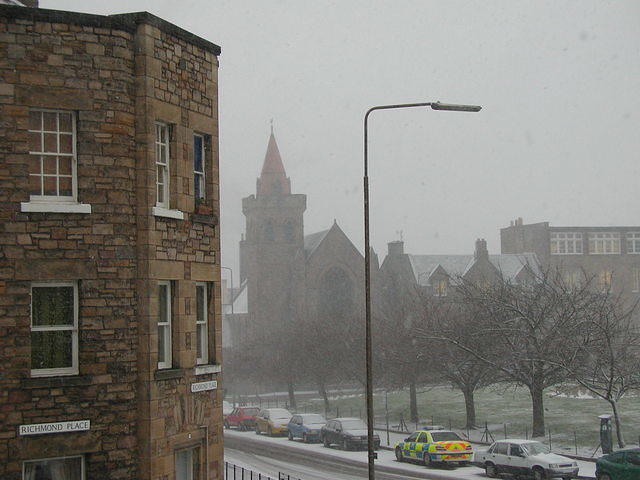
[257,130,291,195]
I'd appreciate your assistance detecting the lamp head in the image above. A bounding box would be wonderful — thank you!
[431,101,482,112]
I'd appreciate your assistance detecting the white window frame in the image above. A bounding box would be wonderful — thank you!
[195,282,208,365]
[27,109,77,202]
[433,278,447,297]
[23,454,85,480]
[30,282,79,377]
[155,122,170,209]
[158,281,172,370]
[176,447,200,480]
[564,271,582,290]
[598,270,613,293]
[632,268,640,293]
[589,232,621,255]
[193,133,206,201]
[550,232,583,255]
[627,232,640,254]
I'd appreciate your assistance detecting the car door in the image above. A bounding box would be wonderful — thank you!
[415,432,429,460]
[403,432,420,459]
[334,420,343,444]
[291,416,301,437]
[491,442,510,472]
[508,443,528,476]
[230,408,239,426]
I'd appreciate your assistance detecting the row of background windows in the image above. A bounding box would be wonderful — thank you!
[550,232,640,255]
[26,110,209,210]
[30,281,212,377]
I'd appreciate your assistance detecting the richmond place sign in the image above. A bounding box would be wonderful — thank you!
[19,420,90,436]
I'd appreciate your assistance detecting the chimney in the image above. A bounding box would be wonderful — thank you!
[21,0,39,7]
[387,240,404,256]
[474,238,488,260]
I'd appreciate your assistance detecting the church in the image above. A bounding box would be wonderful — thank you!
[224,131,369,348]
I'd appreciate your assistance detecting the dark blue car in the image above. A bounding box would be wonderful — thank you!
[287,413,326,443]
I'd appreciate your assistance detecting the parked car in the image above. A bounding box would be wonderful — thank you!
[321,417,380,451]
[287,413,326,443]
[255,408,292,436]
[474,439,578,480]
[596,448,640,480]
[223,400,234,417]
[394,428,473,467]
[224,406,260,431]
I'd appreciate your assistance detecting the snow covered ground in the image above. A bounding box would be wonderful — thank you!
[224,429,596,479]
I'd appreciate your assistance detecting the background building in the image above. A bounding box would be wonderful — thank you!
[0,3,222,479]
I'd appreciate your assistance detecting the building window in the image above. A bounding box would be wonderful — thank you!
[158,281,172,369]
[193,134,206,201]
[195,283,208,365]
[28,109,76,201]
[155,122,170,208]
[564,271,582,290]
[550,232,583,255]
[589,233,621,255]
[627,233,640,254]
[176,447,200,480]
[433,278,448,297]
[30,282,78,377]
[598,270,613,292]
[23,455,84,480]
[633,268,640,293]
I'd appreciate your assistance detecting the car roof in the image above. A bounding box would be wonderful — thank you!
[414,429,456,435]
[494,439,539,444]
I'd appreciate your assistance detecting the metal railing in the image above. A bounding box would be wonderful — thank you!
[224,462,302,480]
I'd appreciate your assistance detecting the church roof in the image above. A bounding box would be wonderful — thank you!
[304,229,330,256]
[257,131,291,195]
[408,253,539,286]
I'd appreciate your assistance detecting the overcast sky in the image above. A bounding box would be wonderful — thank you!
[45,0,640,280]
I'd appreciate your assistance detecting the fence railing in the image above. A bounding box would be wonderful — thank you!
[224,462,302,480]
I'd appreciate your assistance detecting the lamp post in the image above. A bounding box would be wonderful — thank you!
[363,101,481,480]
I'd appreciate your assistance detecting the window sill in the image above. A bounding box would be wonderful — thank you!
[152,206,184,220]
[21,201,92,214]
[195,364,221,376]
[154,368,184,381]
[22,375,90,389]
[193,212,218,225]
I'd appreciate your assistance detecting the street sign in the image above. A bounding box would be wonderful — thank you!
[191,380,217,393]
[19,420,90,436]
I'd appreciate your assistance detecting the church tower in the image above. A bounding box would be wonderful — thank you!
[239,130,306,331]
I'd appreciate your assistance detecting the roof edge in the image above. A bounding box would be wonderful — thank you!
[0,5,221,55]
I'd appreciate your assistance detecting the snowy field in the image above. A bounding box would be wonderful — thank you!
[224,429,596,479]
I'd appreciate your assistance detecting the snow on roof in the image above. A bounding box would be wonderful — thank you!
[0,0,26,5]
[303,229,330,256]
[408,253,539,286]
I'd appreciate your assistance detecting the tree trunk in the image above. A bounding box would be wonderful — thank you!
[318,382,330,414]
[409,380,418,424]
[529,384,545,437]
[287,381,297,411]
[462,387,477,429]
[610,399,626,448]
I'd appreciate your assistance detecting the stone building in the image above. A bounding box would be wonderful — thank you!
[501,218,640,296]
[0,3,222,479]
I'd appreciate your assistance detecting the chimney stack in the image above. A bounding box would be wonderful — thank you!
[387,240,404,256]
[474,238,488,260]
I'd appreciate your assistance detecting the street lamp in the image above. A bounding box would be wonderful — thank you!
[363,101,481,480]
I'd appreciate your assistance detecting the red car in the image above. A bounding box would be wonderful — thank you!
[224,406,260,431]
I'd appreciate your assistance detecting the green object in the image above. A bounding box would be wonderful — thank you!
[596,448,640,480]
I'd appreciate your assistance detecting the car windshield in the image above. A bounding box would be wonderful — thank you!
[341,420,366,430]
[302,414,325,424]
[522,442,550,456]
[431,431,462,442]
[243,408,259,415]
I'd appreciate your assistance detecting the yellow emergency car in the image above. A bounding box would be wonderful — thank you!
[394,429,473,467]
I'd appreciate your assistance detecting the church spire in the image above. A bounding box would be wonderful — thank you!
[257,128,291,195]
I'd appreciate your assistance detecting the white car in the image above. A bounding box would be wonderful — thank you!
[474,439,579,480]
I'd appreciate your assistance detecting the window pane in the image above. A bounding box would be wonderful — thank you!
[194,176,202,199]
[59,112,73,132]
[32,286,74,326]
[31,330,73,370]
[159,284,168,323]
[60,134,73,154]
[29,132,41,152]
[24,456,83,480]
[44,133,57,153]
[59,176,72,197]
[59,157,72,175]
[43,112,57,130]
[158,324,166,364]
[196,286,205,323]
[194,136,203,171]
[43,157,57,174]
[43,176,57,196]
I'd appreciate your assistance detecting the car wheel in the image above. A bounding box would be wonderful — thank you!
[342,439,349,451]
[533,467,547,480]
[485,462,498,478]
[288,431,293,441]
[323,436,330,448]
[395,447,404,462]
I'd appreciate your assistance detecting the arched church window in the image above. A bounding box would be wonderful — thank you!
[263,220,274,242]
[318,267,354,319]
[284,220,294,243]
